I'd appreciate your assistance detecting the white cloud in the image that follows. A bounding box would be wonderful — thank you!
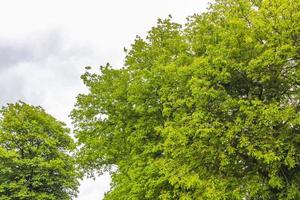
[78,173,111,200]
[0,0,210,199]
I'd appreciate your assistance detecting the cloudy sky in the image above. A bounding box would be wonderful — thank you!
[0,0,209,199]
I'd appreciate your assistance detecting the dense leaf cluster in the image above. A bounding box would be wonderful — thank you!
[72,0,300,199]
[0,102,79,200]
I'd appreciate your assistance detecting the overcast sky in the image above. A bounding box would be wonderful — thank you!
[0,0,210,199]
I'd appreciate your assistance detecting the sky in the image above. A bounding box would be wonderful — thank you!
[0,0,209,199]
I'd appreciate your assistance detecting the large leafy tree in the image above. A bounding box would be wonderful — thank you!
[72,0,300,199]
[0,102,80,200]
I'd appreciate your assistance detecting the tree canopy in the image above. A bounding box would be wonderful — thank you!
[0,102,80,200]
[72,0,300,199]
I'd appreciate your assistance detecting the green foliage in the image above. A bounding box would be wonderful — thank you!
[72,0,300,199]
[0,102,80,200]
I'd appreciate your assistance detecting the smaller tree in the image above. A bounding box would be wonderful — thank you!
[0,102,80,200]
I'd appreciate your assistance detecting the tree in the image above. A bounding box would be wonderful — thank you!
[0,102,80,200]
[72,0,300,199]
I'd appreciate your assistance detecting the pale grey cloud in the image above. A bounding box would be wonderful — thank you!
[0,31,62,69]
[0,43,33,69]
[78,174,111,199]
[0,30,95,117]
